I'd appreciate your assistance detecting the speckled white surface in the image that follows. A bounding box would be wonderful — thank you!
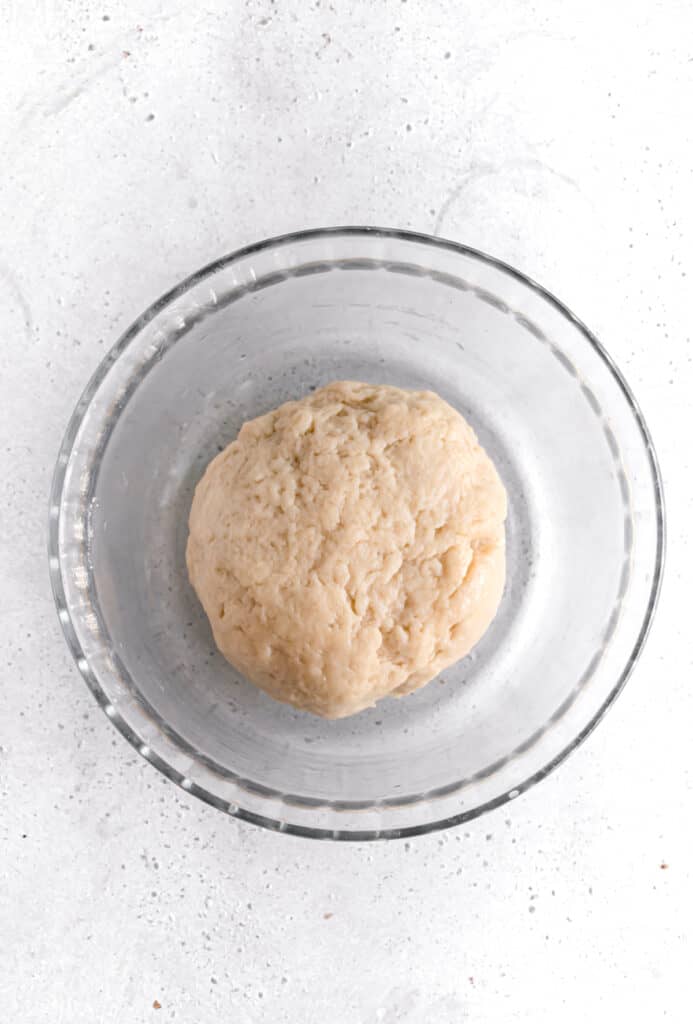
[1,1,691,1021]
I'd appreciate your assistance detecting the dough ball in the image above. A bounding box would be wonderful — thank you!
[187,381,507,718]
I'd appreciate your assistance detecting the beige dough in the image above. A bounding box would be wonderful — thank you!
[187,381,507,718]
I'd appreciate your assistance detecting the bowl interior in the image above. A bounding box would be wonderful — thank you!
[54,230,662,834]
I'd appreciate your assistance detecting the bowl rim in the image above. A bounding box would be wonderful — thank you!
[48,225,666,841]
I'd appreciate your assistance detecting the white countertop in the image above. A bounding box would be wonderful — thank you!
[2,2,691,1021]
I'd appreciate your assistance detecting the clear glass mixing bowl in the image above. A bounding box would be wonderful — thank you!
[49,228,664,839]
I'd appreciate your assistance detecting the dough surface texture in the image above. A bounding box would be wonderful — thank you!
[187,381,507,718]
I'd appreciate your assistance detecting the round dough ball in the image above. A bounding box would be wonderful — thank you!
[187,381,507,719]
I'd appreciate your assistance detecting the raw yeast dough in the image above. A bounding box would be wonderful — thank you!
[187,381,507,718]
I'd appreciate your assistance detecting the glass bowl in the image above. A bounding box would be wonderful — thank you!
[49,228,664,840]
